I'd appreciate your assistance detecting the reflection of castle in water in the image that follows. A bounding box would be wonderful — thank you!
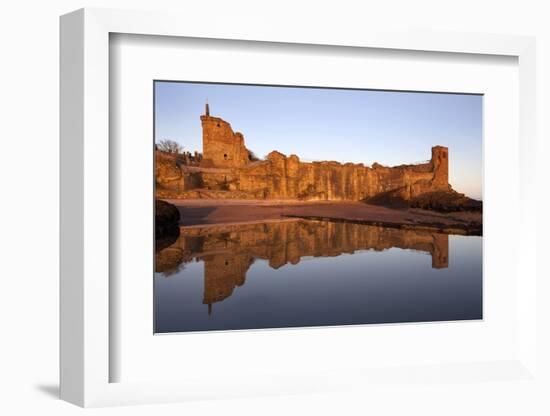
[155,220,449,314]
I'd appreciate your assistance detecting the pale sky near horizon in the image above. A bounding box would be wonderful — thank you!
[155,81,483,200]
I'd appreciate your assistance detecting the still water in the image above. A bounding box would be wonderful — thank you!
[154,219,482,333]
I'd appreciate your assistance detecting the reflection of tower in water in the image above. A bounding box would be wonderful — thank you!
[202,253,252,315]
[432,233,449,269]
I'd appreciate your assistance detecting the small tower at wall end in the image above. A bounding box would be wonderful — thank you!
[431,145,449,187]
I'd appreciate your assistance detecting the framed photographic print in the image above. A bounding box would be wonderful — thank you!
[153,81,483,334]
[60,8,539,408]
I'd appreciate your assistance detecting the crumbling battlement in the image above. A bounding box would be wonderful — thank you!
[200,113,251,168]
[157,105,454,203]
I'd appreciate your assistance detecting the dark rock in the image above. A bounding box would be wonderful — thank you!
[367,188,482,213]
[155,199,181,251]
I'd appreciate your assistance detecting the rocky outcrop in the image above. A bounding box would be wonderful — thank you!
[367,188,482,212]
[155,199,180,250]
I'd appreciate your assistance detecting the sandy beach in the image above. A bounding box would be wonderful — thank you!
[164,199,482,235]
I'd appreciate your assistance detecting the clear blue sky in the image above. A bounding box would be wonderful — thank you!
[155,82,483,199]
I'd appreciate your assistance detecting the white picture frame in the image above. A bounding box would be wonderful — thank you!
[60,7,538,408]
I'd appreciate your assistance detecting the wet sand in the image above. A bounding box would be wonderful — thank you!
[164,199,482,235]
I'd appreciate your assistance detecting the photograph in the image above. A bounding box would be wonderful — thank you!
[153,81,483,333]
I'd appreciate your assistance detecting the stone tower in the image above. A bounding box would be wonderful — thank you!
[200,105,250,168]
[431,145,449,189]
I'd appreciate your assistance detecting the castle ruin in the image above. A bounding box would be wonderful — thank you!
[156,103,456,204]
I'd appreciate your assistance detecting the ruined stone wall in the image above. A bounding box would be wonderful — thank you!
[155,150,184,195]
[236,147,448,201]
